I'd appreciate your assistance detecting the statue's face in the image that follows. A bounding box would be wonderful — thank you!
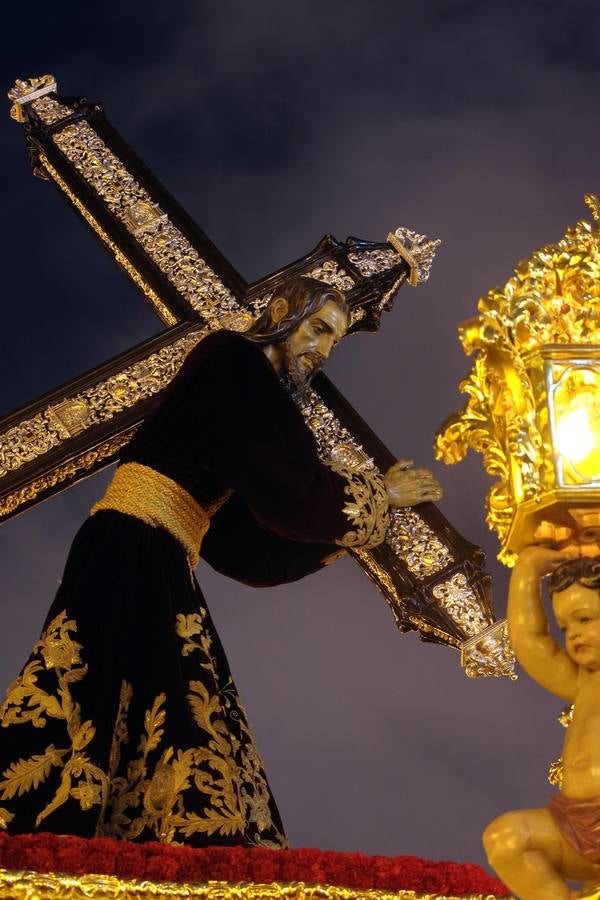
[553,583,600,669]
[283,299,348,387]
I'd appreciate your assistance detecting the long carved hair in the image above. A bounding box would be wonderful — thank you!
[247,276,348,344]
[548,556,600,594]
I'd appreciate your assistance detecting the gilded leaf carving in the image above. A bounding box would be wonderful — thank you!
[436,196,600,560]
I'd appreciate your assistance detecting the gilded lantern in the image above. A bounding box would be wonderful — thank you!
[436,195,600,564]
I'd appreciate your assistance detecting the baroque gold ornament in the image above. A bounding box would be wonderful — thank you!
[0,870,509,900]
[436,195,600,564]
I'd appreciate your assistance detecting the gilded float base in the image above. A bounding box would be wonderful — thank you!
[0,869,509,900]
[504,491,600,563]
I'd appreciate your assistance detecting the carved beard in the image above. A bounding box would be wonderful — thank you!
[282,340,324,390]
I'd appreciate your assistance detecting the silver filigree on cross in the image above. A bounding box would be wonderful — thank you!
[461,619,517,680]
[387,227,441,286]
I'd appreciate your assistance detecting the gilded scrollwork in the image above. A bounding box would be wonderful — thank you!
[249,260,355,319]
[387,509,453,578]
[432,574,491,638]
[0,431,135,521]
[79,333,203,424]
[547,704,575,789]
[347,228,441,286]
[305,260,356,292]
[0,413,62,478]
[460,620,516,680]
[295,389,452,569]
[348,247,399,277]
[436,211,600,563]
[47,119,242,324]
[40,154,177,325]
[30,93,73,125]
[430,578,517,678]
[0,333,204,483]
[0,869,508,900]
[433,199,600,561]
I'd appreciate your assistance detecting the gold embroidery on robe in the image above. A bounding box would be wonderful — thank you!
[176,613,286,847]
[0,611,108,824]
[175,611,214,667]
[0,609,285,846]
[0,807,14,830]
[328,461,389,549]
[101,678,246,842]
[99,612,285,845]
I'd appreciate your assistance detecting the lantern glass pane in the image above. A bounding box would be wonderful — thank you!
[551,364,600,484]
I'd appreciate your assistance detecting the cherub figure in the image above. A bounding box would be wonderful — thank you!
[484,545,600,900]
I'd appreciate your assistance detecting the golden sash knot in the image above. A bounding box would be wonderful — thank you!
[91,462,212,568]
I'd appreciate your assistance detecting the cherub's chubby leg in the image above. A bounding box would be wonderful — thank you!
[483,807,600,900]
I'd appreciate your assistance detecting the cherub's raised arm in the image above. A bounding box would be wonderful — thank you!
[508,545,578,700]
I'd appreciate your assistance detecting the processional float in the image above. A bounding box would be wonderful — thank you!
[0,76,519,900]
[1,75,514,680]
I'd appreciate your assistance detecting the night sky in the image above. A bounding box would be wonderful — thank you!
[2,0,600,871]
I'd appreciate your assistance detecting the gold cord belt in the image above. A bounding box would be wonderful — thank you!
[90,462,216,568]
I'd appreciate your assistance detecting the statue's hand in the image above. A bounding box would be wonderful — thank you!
[384,459,443,507]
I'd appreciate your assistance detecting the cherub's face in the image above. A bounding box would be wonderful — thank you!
[553,583,600,669]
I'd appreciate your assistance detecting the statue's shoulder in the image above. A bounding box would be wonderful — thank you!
[185,330,268,380]
[198,329,254,353]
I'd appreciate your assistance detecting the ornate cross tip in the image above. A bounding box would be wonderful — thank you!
[387,227,441,286]
[461,619,517,679]
[8,75,57,123]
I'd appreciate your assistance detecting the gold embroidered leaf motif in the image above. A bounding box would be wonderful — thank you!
[0,744,68,799]
[0,610,112,827]
[327,461,389,549]
[36,754,108,827]
[107,680,132,782]
[187,681,230,744]
[35,770,72,826]
[175,612,204,639]
[0,660,63,727]
[191,751,241,809]
[0,807,14,830]
[139,693,166,757]
[72,720,95,751]
[1,610,89,736]
[33,611,82,669]
[175,611,213,658]
[175,806,246,838]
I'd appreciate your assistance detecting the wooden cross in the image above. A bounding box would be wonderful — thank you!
[1,75,513,678]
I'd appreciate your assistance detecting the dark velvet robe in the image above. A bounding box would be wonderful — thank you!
[0,332,379,848]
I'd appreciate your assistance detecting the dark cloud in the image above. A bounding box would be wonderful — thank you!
[2,0,599,871]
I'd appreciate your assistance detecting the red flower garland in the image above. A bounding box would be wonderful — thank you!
[0,833,508,896]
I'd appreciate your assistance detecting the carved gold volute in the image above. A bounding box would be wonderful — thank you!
[437,196,600,564]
